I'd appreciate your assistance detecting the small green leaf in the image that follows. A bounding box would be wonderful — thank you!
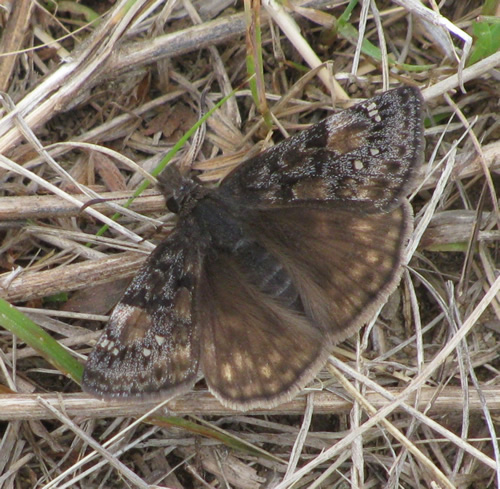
[468,20,500,66]
[43,292,69,304]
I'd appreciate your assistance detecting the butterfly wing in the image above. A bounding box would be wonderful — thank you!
[221,86,423,213]
[197,243,329,410]
[247,204,412,342]
[197,202,411,410]
[82,228,202,400]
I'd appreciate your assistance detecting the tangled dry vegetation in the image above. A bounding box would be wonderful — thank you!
[0,0,499,488]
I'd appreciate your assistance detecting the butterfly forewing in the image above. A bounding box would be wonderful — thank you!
[82,229,202,399]
[82,86,424,410]
[221,86,423,212]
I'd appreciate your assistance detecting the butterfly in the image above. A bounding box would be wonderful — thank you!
[82,86,424,410]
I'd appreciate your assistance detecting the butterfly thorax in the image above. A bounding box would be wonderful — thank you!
[189,190,247,253]
[159,172,304,312]
[158,166,253,251]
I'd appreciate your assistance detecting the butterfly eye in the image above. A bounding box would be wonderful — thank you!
[166,196,180,213]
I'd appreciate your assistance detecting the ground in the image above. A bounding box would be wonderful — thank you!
[0,1,499,488]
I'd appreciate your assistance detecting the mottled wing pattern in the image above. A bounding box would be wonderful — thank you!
[222,87,423,212]
[195,87,422,409]
[197,203,411,409]
[82,229,202,400]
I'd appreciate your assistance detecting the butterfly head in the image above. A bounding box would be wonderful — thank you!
[157,164,202,214]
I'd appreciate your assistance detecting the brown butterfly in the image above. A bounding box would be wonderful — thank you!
[82,86,424,410]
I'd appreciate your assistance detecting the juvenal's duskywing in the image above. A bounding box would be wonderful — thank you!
[82,86,424,410]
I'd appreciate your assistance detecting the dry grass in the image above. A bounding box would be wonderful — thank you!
[0,0,499,488]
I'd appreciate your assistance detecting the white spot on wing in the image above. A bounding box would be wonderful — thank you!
[261,365,272,379]
[234,352,244,369]
[222,363,233,381]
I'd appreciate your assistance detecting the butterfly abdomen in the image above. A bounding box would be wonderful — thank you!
[233,238,303,311]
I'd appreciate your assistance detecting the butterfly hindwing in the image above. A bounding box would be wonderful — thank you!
[221,86,423,212]
[247,203,412,343]
[82,229,202,400]
[197,247,329,410]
